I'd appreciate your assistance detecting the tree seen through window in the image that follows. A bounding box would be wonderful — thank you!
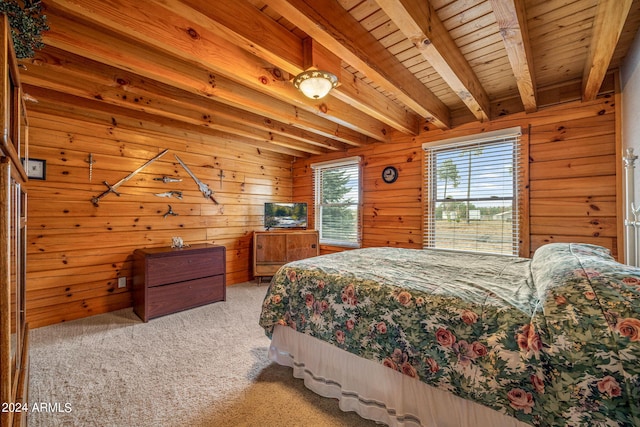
[313,159,360,247]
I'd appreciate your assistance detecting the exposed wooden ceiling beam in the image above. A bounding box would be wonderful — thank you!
[39,12,370,148]
[582,0,633,101]
[44,0,393,142]
[490,0,538,113]
[174,0,305,75]
[262,0,451,129]
[375,0,491,122]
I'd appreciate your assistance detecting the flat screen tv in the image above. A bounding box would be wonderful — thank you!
[264,202,307,230]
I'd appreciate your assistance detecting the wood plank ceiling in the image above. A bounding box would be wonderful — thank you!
[18,0,640,159]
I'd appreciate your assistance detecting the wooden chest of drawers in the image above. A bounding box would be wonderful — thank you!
[253,230,319,284]
[133,244,226,322]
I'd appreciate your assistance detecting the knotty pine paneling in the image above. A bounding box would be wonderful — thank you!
[25,108,293,328]
[294,96,619,258]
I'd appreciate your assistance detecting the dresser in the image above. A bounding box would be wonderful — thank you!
[253,230,319,284]
[133,244,226,322]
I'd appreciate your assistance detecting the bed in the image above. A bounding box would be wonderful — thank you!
[258,243,640,427]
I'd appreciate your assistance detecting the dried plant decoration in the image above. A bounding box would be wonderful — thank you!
[0,0,48,58]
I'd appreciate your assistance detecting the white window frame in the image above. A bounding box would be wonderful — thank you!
[422,127,522,256]
[311,156,362,248]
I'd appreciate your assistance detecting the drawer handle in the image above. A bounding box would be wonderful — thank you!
[311,244,316,248]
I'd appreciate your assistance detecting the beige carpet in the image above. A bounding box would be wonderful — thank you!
[28,281,380,427]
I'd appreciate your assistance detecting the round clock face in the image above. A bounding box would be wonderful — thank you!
[382,166,398,183]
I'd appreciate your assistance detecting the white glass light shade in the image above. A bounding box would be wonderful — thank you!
[293,70,338,99]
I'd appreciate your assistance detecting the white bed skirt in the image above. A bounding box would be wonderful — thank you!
[270,325,530,427]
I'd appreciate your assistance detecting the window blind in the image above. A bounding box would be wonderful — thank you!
[311,157,361,247]
[423,128,522,255]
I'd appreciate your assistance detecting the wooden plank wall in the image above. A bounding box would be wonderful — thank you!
[25,105,293,328]
[293,96,619,258]
[24,94,618,328]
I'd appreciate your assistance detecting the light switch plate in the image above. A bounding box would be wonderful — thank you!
[118,276,127,288]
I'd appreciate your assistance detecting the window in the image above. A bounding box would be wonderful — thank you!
[311,157,361,247]
[423,127,522,255]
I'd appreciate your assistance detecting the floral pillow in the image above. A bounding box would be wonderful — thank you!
[529,243,640,426]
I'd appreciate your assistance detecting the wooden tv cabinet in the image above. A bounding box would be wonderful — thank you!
[253,230,319,284]
[133,244,226,322]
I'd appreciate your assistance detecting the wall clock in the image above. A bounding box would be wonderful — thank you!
[382,166,398,184]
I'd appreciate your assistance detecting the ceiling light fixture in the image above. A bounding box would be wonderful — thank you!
[293,70,338,99]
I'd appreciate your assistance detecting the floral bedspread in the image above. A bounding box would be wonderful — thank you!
[258,243,640,426]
